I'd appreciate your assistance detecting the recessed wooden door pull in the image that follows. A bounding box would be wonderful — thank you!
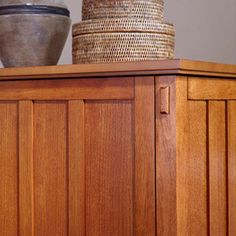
[160,86,170,114]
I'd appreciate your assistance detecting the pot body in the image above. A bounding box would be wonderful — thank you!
[0,1,71,67]
[0,0,67,8]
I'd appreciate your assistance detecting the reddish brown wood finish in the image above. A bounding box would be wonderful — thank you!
[85,101,133,236]
[0,77,134,100]
[208,102,227,236]
[186,101,208,236]
[68,101,85,236]
[0,60,235,236]
[134,77,155,236]
[34,102,68,236]
[19,101,34,236]
[156,76,177,236]
[228,101,236,236]
[0,103,18,236]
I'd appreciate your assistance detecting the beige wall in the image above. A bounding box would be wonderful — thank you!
[164,0,236,64]
[59,0,236,65]
[1,0,236,67]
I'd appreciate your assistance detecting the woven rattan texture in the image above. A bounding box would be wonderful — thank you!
[82,0,164,21]
[73,0,175,64]
[73,19,174,37]
[73,32,174,63]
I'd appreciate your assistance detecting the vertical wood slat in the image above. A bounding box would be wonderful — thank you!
[175,77,189,236]
[34,102,68,236]
[0,102,18,236]
[156,76,177,236]
[68,101,85,236]
[134,77,155,236]
[208,101,227,236]
[228,101,236,236]
[187,101,208,236]
[85,101,133,236]
[19,101,34,236]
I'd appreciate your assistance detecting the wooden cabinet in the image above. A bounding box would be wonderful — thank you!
[0,60,235,236]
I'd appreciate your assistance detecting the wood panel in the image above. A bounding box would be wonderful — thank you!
[134,77,155,236]
[0,77,134,100]
[186,101,208,236]
[156,76,177,236]
[68,101,85,236]
[0,102,18,236]
[0,60,182,80]
[33,102,68,236]
[228,101,236,236]
[19,101,34,236]
[1,60,236,81]
[175,76,189,236]
[208,101,227,236]
[85,101,133,236]
[188,77,236,100]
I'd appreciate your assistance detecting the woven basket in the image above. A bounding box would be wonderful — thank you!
[73,19,174,37]
[82,0,164,21]
[72,32,174,64]
[73,0,175,64]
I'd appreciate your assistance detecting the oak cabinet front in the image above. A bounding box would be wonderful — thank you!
[0,60,235,236]
[0,75,155,236]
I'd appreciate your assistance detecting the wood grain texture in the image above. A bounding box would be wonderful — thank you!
[34,102,68,236]
[160,86,170,114]
[0,77,134,100]
[0,59,182,80]
[188,77,236,100]
[227,101,236,236]
[0,61,235,236]
[134,77,155,236]
[19,101,34,236]
[85,101,133,236]
[208,101,227,236]
[0,59,236,81]
[186,101,208,236]
[175,76,189,236]
[68,100,85,236]
[0,102,18,236]
[156,76,177,236]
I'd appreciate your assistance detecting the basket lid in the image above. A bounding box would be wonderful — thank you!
[72,19,175,37]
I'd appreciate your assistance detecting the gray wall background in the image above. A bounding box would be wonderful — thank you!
[1,0,236,67]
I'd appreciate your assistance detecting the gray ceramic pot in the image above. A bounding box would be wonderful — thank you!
[0,0,71,67]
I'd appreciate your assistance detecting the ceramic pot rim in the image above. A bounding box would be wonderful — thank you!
[0,4,70,17]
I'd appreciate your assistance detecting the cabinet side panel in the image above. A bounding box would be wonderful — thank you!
[0,102,18,236]
[34,102,68,236]
[186,101,208,235]
[135,77,155,236]
[176,79,209,236]
[227,101,236,236]
[85,101,133,236]
[156,76,177,236]
[209,102,227,236]
[188,77,236,100]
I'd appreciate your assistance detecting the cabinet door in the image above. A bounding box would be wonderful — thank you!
[0,76,155,236]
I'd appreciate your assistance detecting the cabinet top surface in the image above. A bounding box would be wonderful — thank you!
[0,59,236,80]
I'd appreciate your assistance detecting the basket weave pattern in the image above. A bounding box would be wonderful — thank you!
[73,19,175,36]
[82,0,164,21]
[73,0,175,64]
